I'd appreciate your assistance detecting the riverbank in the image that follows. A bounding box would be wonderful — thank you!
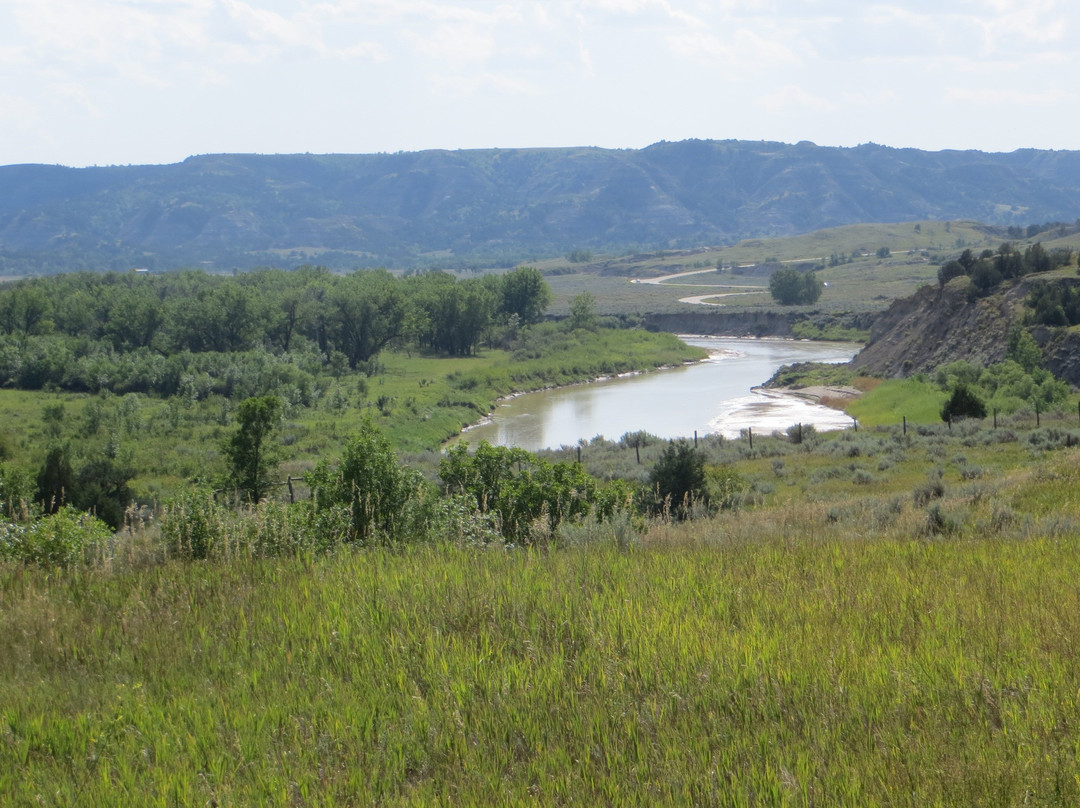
[462,336,863,450]
[764,383,863,408]
[643,310,876,340]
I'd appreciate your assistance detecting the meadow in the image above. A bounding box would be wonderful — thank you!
[0,325,704,504]
[544,220,1079,320]
[5,393,1080,804]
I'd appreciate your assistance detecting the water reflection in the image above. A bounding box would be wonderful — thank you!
[462,337,861,451]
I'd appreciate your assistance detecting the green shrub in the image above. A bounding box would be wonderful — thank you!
[161,488,228,560]
[307,418,429,545]
[0,506,111,566]
[941,384,987,422]
[648,440,707,521]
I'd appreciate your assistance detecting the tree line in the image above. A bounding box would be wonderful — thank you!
[937,243,1075,295]
[0,266,552,395]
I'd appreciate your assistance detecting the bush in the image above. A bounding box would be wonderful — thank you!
[941,384,987,423]
[161,488,228,560]
[0,506,111,567]
[307,419,428,545]
[648,440,707,520]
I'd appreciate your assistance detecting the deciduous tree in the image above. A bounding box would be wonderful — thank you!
[224,395,282,502]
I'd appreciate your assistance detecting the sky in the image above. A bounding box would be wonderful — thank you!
[1,0,1077,167]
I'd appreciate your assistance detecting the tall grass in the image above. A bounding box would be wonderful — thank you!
[4,520,1080,804]
[6,410,1080,804]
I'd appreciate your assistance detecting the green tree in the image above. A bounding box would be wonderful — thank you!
[768,268,823,305]
[306,418,424,544]
[499,266,551,325]
[326,270,410,368]
[940,384,987,423]
[224,395,282,502]
[36,445,75,513]
[72,457,135,530]
[1006,327,1042,374]
[937,260,966,287]
[648,439,707,521]
[568,291,598,331]
[440,441,596,542]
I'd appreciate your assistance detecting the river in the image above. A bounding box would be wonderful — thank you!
[461,337,861,451]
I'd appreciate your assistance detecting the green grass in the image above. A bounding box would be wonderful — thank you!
[5,505,1080,804]
[6,395,1080,803]
[0,327,706,501]
[846,378,949,426]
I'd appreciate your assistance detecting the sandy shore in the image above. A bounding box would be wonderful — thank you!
[765,384,863,408]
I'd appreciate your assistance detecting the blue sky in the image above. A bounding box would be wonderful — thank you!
[1,0,1077,167]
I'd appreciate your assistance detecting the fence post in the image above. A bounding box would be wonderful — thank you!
[694,430,698,447]
[287,476,295,504]
[748,426,753,450]
[902,416,906,436]
[1035,400,1040,428]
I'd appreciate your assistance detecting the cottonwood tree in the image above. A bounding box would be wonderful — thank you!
[499,266,551,325]
[305,418,424,544]
[768,268,823,305]
[224,395,282,502]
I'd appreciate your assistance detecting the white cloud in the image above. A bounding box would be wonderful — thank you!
[431,71,543,97]
[841,88,900,108]
[222,0,318,50]
[756,85,836,113]
[411,23,496,64]
[580,0,704,27]
[668,28,801,70]
[943,86,1077,106]
[0,92,41,131]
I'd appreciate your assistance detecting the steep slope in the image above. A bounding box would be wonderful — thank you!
[5,140,1080,271]
[850,275,1080,387]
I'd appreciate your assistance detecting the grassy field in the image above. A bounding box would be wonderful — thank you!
[6,385,1080,803]
[543,220,1080,318]
[0,327,705,503]
[5,423,1080,804]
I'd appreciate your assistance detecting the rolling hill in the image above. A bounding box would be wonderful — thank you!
[5,140,1080,273]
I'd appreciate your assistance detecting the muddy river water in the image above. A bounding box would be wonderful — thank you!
[461,337,862,451]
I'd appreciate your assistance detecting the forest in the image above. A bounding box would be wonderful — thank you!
[0,265,554,394]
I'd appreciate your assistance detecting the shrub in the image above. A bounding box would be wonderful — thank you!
[161,488,228,560]
[307,419,428,545]
[648,440,707,521]
[941,384,987,422]
[706,465,748,511]
[922,503,959,536]
[913,479,945,508]
[0,506,111,567]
